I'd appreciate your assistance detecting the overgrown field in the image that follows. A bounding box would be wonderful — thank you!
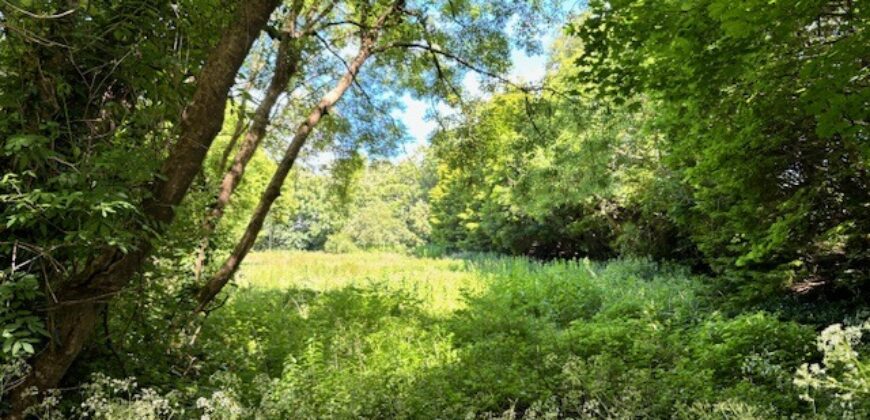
[53,251,867,418]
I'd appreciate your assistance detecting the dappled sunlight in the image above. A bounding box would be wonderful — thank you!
[182,251,838,417]
[237,251,487,315]
[4,0,866,417]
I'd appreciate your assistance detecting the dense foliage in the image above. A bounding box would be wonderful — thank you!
[2,0,867,418]
[572,0,869,299]
[256,153,435,253]
[429,1,869,305]
[0,0,234,385]
[29,252,870,418]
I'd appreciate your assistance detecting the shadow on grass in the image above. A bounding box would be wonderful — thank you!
[69,256,826,418]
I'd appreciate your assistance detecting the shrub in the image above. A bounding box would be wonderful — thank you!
[794,317,870,417]
[38,252,862,418]
[324,232,360,254]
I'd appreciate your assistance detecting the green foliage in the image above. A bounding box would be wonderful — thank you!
[323,231,360,254]
[430,82,692,261]
[0,0,227,267]
[4,0,866,417]
[177,104,279,265]
[571,0,869,298]
[794,317,870,417]
[330,158,432,252]
[0,271,47,361]
[257,167,346,251]
[63,251,861,418]
[264,155,434,253]
[430,0,868,305]
[0,3,233,395]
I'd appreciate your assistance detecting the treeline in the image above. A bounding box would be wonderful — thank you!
[428,1,868,305]
[254,153,435,253]
[275,1,869,308]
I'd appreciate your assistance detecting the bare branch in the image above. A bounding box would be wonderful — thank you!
[1,1,77,19]
[301,0,337,36]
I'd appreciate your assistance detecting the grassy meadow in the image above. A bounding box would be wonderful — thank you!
[235,251,487,315]
[159,250,859,419]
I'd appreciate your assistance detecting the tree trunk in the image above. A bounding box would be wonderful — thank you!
[7,1,279,416]
[216,106,250,177]
[215,52,267,175]
[196,28,388,312]
[194,36,301,282]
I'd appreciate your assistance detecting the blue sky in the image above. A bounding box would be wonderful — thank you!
[392,37,555,156]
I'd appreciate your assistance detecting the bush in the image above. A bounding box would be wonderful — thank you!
[44,252,861,418]
[794,317,870,417]
[324,232,360,254]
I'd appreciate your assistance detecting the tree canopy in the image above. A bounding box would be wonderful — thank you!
[1,0,867,417]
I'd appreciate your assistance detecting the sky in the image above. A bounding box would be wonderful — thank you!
[392,37,556,156]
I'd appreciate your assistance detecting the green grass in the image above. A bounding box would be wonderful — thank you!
[81,251,865,418]
[182,251,834,418]
[236,250,486,315]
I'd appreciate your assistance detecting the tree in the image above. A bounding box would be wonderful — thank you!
[429,33,694,261]
[322,156,434,252]
[195,0,561,310]
[572,0,869,299]
[196,0,407,310]
[193,1,327,281]
[1,0,280,413]
[1,0,561,408]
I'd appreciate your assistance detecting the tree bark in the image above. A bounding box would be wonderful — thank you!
[7,1,279,416]
[193,36,301,282]
[216,109,249,176]
[195,1,404,311]
[215,47,268,175]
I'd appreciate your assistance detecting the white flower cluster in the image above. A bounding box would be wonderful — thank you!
[794,317,870,411]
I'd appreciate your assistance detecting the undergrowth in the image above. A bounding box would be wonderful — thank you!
[39,251,868,418]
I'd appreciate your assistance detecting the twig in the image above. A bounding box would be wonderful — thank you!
[1,1,77,19]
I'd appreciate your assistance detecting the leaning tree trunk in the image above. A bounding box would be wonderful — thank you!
[215,81,255,176]
[194,36,301,281]
[195,2,403,311]
[8,0,279,416]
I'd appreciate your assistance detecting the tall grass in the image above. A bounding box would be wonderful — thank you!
[192,251,843,418]
[61,251,865,418]
[237,250,487,315]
